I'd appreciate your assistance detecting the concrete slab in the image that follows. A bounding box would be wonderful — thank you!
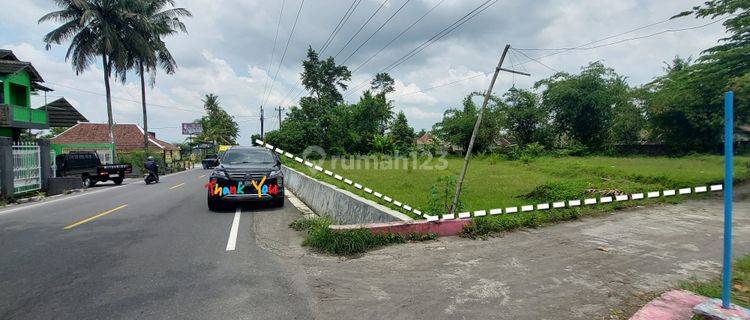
[629,290,708,320]
[693,299,750,320]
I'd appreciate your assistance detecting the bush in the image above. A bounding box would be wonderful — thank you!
[290,216,437,255]
[117,150,166,175]
[289,216,331,231]
[461,208,582,238]
[500,142,546,161]
[426,175,464,215]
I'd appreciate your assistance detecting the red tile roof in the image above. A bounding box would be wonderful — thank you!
[51,123,179,152]
[416,133,434,144]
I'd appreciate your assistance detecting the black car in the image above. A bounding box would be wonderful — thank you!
[206,146,284,211]
[201,154,219,169]
[55,151,133,187]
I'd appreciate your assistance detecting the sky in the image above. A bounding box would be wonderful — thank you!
[0,0,729,144]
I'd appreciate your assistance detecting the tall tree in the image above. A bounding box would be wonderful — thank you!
[197,94,239,145]
[115,0,191,152]
[389,111,416,153]
[643,2,750,152]
[371,72,395,97]
[433,92,505,153]
[40,0,148,157]
[502,87,552,147]
[301,47,351,106]
[535,62,631,150]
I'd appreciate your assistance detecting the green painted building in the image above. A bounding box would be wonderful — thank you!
[0,49,50,141]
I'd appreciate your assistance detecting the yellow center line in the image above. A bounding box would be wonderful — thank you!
[64,204,128,230]
[198,174,206,179]
[169,182,186,190]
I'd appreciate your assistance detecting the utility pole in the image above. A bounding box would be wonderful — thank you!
[260,105,265,141]
[276,106,285,129]
[448,44,530,215]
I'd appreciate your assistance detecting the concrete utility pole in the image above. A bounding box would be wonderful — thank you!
[448,44,530,215]
[260,105,265,141]
[276,106,285,129]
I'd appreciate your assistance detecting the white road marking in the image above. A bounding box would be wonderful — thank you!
[226,207,241,251]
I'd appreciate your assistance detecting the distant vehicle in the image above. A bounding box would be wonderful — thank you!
[144,170,159,184]
[55,151,133,188]
[206,146,284,211]
[202,154,219,169]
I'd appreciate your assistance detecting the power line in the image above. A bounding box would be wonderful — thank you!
[262,0,305,108]
[513,18,672,52]
[344,0,498,98]
[278,0,363,108]
[513,16,729,66]
[351,0,445,74]
[340,0,412,65]
[283,0,444,107]
[511,47,559,73]
[260,0,286,108]
[332,0,388,59]
[381,0,497,74]
[391,72,488,98]
[46,81,260,118]
[319,0,363,55]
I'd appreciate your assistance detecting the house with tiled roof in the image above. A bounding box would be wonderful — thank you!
[51,123,180,164]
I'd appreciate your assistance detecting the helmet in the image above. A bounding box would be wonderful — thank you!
[147,156,154,161]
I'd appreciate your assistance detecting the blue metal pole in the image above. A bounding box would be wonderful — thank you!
[722,91,734,309]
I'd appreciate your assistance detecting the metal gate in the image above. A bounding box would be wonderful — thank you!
[50,150,57,178]
[12,142,42,194]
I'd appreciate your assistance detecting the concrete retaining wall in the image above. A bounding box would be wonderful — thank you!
[282,166,412,224]
[47,177,83,196]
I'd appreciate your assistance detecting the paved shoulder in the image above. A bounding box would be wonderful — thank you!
[296,192,750,320]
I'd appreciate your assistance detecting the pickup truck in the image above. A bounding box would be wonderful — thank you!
[202,154,219,169]
[55,151,133,187]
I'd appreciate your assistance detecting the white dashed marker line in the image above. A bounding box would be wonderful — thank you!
[226,207,241,252]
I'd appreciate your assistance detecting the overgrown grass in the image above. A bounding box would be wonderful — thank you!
[680,254,750,308]
[284,155,747,238]
[287,155,748,214]
[290,216,437,255]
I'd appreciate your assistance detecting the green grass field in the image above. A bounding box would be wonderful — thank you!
[285,154,750,217]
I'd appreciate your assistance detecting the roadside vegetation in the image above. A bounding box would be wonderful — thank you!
[292,154,749,214]
[290,216,436,256]
[680,254,750,309]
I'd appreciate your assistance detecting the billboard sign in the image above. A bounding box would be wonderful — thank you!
[181,123,203,135]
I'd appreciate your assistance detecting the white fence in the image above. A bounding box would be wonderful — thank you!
[12,142,42,195]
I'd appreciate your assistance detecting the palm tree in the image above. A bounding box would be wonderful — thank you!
[115,0,191,152]
[40,0,149,157]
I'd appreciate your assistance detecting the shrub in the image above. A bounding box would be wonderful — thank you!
[426,175,464,215]
[117,150,166,175]
[461,208,582,238]
[290,216,437,255]
[289,216,331,231]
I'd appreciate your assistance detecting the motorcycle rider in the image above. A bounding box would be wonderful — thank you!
[144,156,159,181]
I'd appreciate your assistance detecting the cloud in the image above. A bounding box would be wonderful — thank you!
[0,0,729,140]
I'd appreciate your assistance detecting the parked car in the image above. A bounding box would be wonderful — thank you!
[55,151,133,187]
[202,154,219,169]
[206,146,284,211]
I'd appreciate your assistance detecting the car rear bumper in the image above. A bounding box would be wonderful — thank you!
[218,193,283,202]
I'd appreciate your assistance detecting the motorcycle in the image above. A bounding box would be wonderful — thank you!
[144,170,159,184]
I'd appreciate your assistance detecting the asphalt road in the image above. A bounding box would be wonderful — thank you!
[0,168,313,320]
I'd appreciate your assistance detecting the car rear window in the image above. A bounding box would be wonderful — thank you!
[221,149,275,165]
